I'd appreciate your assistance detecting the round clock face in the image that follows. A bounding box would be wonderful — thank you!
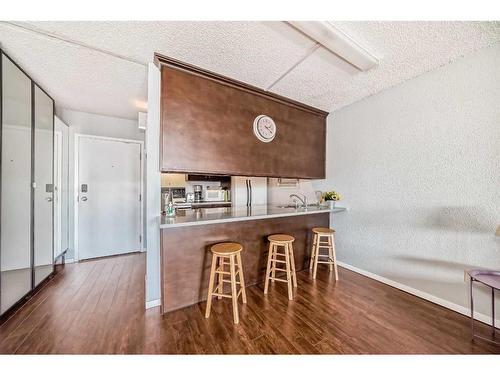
[253,115,276,143]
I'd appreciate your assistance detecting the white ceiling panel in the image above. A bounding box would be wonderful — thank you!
[17,21,316,89]
[1,21,499,119]
[271,21,500,111]
[0,23,147,119]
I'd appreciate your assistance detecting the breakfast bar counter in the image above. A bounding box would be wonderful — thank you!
[159,205,346,313]
[160,205,346,228]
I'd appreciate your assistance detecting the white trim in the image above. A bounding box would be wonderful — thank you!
[337,261,500,327]
[145,299,161,309]
[74,133,144,261]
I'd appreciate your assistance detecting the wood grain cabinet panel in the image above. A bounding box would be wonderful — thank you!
[159,60,327,179]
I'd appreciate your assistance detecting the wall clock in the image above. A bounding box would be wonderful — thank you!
[253,115,276,143]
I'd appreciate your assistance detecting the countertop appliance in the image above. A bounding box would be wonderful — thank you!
[204,188,225,202]
[161,187,186,212]
[193,184,203,202]
[231,177,267,207]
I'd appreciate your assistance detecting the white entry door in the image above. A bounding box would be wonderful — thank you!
[77,135,142,260]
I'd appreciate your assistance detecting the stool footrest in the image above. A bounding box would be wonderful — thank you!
[211,292,232,298]
[222,279,241,285]
[216,269,240,275]
[268,276,289,283]
[272,259,286,264]
[272,267,288,272]
[316,260,334,264]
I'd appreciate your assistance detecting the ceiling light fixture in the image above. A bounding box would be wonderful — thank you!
[288,21,379,71]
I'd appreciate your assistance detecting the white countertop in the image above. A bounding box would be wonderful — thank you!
[159,204,346,228]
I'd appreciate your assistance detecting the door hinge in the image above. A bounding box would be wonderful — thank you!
[139,194,142,201]
[139,235,142,243]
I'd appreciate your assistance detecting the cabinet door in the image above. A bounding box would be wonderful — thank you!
[1,54,32,314]
[33,85,54,287]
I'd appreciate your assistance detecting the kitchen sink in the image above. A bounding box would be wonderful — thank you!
[276,204,322,209]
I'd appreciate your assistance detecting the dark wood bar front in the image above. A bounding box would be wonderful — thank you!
[160,212,329,313]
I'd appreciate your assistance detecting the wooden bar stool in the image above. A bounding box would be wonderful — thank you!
[264,234,297,300]
[310,227,338,280]
[205,242,247,324]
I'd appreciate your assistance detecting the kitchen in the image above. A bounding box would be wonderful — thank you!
[156,54,345,315]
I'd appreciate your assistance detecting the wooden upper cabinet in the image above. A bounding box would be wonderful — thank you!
[158,57,327,179]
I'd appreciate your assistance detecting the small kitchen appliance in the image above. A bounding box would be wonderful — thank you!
[204,188,226,202]
[193,185,203,202]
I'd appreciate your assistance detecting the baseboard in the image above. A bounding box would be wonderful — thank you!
[64,258,75,264]
[337,261,500,327]
[145,299,161,309]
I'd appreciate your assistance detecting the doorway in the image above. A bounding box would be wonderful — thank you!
[74,134,143,261]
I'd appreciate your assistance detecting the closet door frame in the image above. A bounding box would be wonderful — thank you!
[0,49,55,320]
[32,82,55,289]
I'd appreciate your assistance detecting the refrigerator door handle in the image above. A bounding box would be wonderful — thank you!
[249,179,252,206]
[245,179,249,206]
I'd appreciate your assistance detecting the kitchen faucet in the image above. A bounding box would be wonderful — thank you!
[289,193,307,208]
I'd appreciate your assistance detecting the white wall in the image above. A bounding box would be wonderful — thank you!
[313,44,500,324]
[57,108,145,260]
[267,178,319,205]
[145,63,161,307]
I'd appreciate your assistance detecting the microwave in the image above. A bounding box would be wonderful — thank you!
[204,189,225,202]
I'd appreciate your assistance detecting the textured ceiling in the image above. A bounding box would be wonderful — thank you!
[0,21,499,120]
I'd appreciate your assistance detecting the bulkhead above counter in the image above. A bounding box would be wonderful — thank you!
[156,54,327,179]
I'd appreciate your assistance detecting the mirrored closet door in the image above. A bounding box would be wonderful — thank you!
[0,50,62,317]
[0,54,33,314]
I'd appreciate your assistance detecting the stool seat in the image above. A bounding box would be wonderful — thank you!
[268,234,295,243]
[312,227,335,234]
[210,242,243,255]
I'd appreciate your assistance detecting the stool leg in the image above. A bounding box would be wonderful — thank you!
[310,233,316,271]
[312,237,320,279]
[331,234,339,281]
[237,252,247,304]
[271,243,277,282]
[327,235,334,271]
[229,254,239,324]
[289,242,298,288]
[284,243,293,300]
[264,242,273,294]
[205,253,218,319]
[217,257,225,299]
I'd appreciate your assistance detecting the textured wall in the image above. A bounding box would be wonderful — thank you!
[313,44,500,322]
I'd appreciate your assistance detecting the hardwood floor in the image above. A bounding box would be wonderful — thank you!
[0,252,498,354]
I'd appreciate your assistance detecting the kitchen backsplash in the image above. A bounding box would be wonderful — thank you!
[267,178,320,205]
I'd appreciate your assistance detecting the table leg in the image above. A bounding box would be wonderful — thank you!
[470,278,474,340]
[492,288,496,336]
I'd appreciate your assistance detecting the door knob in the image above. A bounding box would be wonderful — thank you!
[45,197,53,202]
[81,196,88,201]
